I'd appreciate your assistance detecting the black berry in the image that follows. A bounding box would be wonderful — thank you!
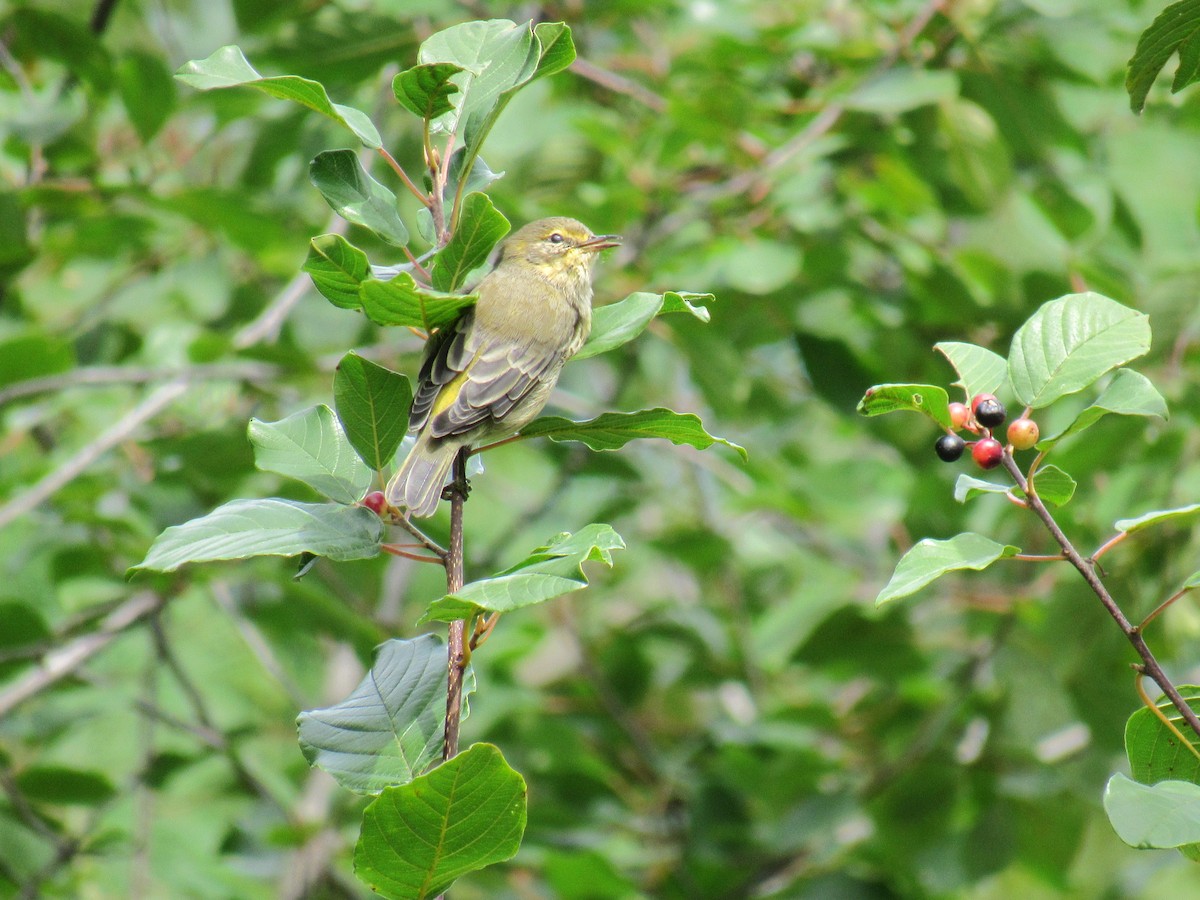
[974,397,1006,429]
[935,433,966,462]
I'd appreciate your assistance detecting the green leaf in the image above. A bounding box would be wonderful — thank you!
[530,21,577,81]
[953,475,1009,504]
[856,384,952,429]
[174,45,381,147]
[876,533,1019,606]
[431,192,509,291]
[1124,685,1200,785]
[934,341,1009,401]
[354,743,526,900]
[116,50,176,142]
[1036,368,1168,449]
[14,766,116,805]
[248,406,372,504]
[333,353,413,473]
[576,291,714,361]
[1104,774,1200,849]
[1027,464,1076,507]
[844,67,960,114]
[392,62,464,120]
[419,524,624,624]
[359,274,476,333]
[298,635,473,794]
[518,409,747,460]
[303,234,372,310]
[1116,503,1200,534]
[1007,293,1152,408]
[131,499,383,573]
[309,149,409,247]
[1126,0,1200,112]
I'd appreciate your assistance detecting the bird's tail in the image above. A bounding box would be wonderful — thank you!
[386,434,458,518]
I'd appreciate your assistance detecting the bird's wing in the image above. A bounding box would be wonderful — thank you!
[409,312,562,441]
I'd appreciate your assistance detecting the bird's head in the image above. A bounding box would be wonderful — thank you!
[497,217,621,279]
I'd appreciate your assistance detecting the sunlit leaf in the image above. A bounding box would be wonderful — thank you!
[309,149,409,247]
[857,383,952,429]
[1116,503,1200,534]
[359,274,476,332]
[576,292,713,360]
[876,533,1019,606]
[248,406,372,503]
[934,341,1009,401]
[1036,368,1168,449]
[1104,774,1200,849]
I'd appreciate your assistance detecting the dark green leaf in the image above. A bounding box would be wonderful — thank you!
[877,533,1020,606]
[309,150,409,247]
[392,62,464,121]
[248,405,372,503]
[1104,774,1200,849]
[1007,293,1151,408]
[116,50,177,142]
[298,635,473,794]
[14,767,116,805]
[1026,464,1076,507]
[856,384,952,429]
[303,234,372,309]
[518,408,746,460]
[431,193,509,291]
[419,524,624,624]
[354,743,526,900]
[576,291,713,361]
[333,353,413,472]
[1124,685,1200,785]
[175,45,381,147]
[359,274,476,332]
[1126,0,1200,112]
[131,499,382,573]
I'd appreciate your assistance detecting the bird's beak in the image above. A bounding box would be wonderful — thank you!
[579,233,622,252]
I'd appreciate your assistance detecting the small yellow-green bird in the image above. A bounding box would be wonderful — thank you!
[386,217,620,517]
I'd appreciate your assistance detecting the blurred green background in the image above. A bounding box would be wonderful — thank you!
[3,0,1200,896]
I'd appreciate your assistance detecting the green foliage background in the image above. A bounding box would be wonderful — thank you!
[3,0,1200,896]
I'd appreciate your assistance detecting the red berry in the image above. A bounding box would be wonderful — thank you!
[972,438,1004,470]
[1008,417,1039,450]
[361,491,389,516]
[970,393,996,414]
[948,402,970,429]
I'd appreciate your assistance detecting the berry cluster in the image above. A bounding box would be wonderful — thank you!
[934,394,1039,470]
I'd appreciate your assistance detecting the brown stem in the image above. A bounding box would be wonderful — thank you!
[442,449,469,761]
[1139,585,1194,632]
[376,147,430,206]
[1001,453,1200,740]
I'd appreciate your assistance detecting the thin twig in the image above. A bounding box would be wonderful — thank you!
[377,146,431,206]
[1001,453,1200,740]
[1091,531,1128,563]
[570,57,667,112]
[442,449,469,762]
[0,361,278,406]
[1139,585,1195,632]
[0,592,163,718]
[1134,672,1200,762]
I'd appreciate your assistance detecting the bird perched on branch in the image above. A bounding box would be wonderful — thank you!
[386,216,621,518]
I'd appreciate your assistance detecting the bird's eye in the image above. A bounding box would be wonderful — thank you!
[548,233,564,244]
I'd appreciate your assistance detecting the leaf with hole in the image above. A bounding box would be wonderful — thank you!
[857,384,952,429]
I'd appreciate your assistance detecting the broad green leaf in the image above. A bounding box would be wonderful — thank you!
[309,149,409,247]
[856,384,952,429]
[392,62,464,120]
[419,524,624,624]
[844,68,960,114]
[934,341,1008,401]
[432,192,509,291]
[1104,774,1200,849]
[298,635,473,794]
[333,354,413,473]
[174,45,381,147]
[1124,685,1200,785]
[576,291,714,361]
[1007,293,1151,408]
[354,743,526,900]
[876,533,1019,606]
[1126,0,1200,112]
[303,234,371,309]
[14,767,116,805]
[1037,368,1168,449]
[530,21,577,81]
[954,475,1009,504]
[248,406,372,504]
[518,409,747,460]
[359,274,476,332]
[1027,464,1076,507]
[1116,503,1200,534]
[132,499,382,573]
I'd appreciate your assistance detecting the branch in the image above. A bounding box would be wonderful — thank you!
[0,592,163,718]
[1001,453,1200,740]
[0,361,278,406]
[570,57,667,112]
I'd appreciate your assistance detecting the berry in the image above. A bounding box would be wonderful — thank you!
[973,396,1006,429]
[1008,417,1039,450]
[935,433,966,462]
[361,491,389,516]
[948,402,970,430]
[972,438,1004,470]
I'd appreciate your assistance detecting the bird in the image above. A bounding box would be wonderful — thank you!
[385,216,620,518]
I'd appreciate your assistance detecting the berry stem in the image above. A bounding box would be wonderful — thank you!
[1001,453,1200,741]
